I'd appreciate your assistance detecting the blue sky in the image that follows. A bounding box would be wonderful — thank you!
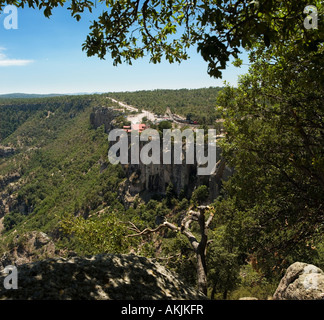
[0,4,249,94]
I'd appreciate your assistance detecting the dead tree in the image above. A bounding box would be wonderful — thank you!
[127,205,215,296]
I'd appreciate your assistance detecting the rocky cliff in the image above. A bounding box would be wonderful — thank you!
[90,106,120,133]
[90,106,233,206]
[119,152,233,206]
[0,231,57,268]
[0,172,21,218]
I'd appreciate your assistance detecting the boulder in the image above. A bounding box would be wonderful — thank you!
[0,253,207,300]
[273,262,324,300]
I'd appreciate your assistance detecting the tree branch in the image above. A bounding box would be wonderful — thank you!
[126,221,179,238]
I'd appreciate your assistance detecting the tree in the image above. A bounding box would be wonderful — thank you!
[207,228,241,300]
[60,211,139,255]
[1,1,322,78]
[191,185,209,205]
[217,37,324,274]
[127,205,215,295]
[158,120,172,131]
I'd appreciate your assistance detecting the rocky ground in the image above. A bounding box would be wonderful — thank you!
[0,252,207,300]
[0,231,323,300]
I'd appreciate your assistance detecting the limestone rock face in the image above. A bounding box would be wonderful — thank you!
[90,106,119,133]
[90,108,233,205]
[119,139,233,207]
[0,254,206,300]
[273,262,324,300]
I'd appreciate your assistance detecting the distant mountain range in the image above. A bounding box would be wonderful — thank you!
[0,92,104,99]
[0,93,66,99]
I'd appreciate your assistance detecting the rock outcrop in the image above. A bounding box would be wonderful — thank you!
[90,106,120,133]
[118,136,233,206]
[0,231,57,268]
[273,262,324,300]
[0,253,206,300]
[90,107,233,205]
[0,172,20,191]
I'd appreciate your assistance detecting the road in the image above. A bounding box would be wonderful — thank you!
[108,97,155,124]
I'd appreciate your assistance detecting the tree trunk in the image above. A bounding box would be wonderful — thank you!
[196,247,208,295]
[127,205,214,298]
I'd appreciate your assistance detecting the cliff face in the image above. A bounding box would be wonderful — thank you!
[0,231,57,268]
[90,106,233,206]
[119,151,233,206]
[90,106,119,133]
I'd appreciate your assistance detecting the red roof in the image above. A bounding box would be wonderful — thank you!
[131,124,146,132]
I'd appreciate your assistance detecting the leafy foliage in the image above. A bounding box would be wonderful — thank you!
[217,36,324,275]
[3,1,322,78]
[191,185,209,205]
[60,211,138,255]
[0,0,323,296]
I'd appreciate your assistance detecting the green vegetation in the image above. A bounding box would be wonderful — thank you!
[191,185,209,205]
[60,211,139,255]
[0,72,323,299]
[7,1,321,79]
[216,38,324,278]
[0,0,323,300]
[108,87,223,125]
[0,94,125,239]
[0,101,48,141]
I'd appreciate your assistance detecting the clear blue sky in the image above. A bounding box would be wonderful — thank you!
[0,4,249,94]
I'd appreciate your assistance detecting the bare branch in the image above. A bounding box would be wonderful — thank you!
[127,204,216,296]
[206,212,214,228]
[127,221,141,233]
[126,221,179,238]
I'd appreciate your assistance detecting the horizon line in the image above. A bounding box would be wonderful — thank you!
[0,86,227,97]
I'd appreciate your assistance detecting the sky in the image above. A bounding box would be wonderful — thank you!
[0,3,250,94]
